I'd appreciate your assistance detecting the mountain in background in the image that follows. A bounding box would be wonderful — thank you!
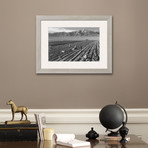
[49,29,99,37]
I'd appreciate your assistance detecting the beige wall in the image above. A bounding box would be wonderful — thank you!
[0,0,148,109]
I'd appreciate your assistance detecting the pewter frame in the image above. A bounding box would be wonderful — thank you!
[36,16,112,74]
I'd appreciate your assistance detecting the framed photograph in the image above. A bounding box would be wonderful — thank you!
[36,16,112,74]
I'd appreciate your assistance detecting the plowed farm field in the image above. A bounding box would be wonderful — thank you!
[48,40,100,62]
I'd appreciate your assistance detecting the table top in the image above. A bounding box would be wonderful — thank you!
[0,135,147,148]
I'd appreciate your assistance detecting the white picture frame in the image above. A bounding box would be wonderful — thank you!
[36,16,112,74]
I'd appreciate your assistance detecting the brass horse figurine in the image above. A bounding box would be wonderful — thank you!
[7,100,28,121]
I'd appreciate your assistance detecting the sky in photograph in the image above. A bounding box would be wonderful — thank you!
[48,27,99,33]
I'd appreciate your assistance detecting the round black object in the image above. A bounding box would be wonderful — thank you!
[99,104,124,129]
[86,127,99,139]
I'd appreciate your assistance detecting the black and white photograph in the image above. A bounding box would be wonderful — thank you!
[36,16,112,74]
[48,27,100,62]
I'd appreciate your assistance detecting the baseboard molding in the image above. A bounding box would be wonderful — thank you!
[0,108,148,124]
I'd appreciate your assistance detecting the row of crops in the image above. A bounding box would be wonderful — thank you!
[48,40,100,62]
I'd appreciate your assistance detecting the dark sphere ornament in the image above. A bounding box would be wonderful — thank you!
[99,104,124,129]
[86,127,99,139]
[119,122,129,143]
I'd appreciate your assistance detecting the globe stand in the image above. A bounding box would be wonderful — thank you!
[108,131,120,137]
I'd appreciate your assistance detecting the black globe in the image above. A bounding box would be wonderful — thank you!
[99,104,124,129]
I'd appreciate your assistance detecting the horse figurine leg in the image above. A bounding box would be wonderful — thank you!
[20,112,24,121]
[24,113,28,120]
[12,112,15,121]
[20,109,28,121]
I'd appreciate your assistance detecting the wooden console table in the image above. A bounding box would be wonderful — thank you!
[0,135,147,148]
